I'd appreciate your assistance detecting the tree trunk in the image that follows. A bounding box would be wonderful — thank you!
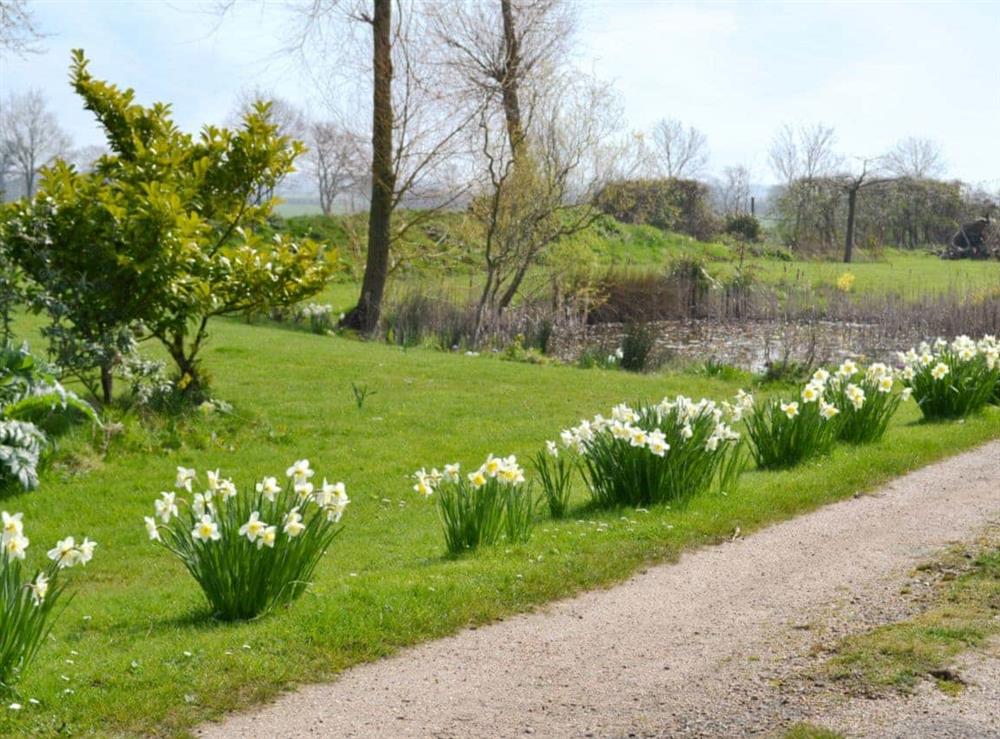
[843,186,858,263]
[100,363,114,405]
[343,0,394,335]
[499,0,525,156]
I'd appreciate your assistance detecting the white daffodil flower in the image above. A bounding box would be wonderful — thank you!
[239,512,268,543]
[175,467,196,492]
[48,537,80,568]
[29,572,49,606]
[155,492,178,523]
[191,515,221,543]
[255,476,282,502]
[144,516,161,542]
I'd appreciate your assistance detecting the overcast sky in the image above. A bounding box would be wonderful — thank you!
[2,0,998,187]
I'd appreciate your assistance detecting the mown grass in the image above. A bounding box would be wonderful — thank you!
[780,723,845,739]
[0,318,997,736]
[824,542,1000,696]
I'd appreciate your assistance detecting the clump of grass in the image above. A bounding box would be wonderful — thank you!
[532,445,575,519]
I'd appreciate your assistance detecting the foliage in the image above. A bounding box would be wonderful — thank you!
[297,303,335,335]
[594,178,718,240]
[532,444,575,519]
[620,322,656,372]
[0,51,335,399]
[0,511,95,692]
[564,395,747,508]
[723,213,761,242]
[744,380,839,469]
[898,336,1000,420]
[0,343,98,490]
[145,462,347,621]
[412,455,530,555]
[823,362,903,444]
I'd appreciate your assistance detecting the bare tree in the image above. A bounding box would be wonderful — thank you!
[1,89,72,198]
[884,136,945,179]
[717,164,751,215]
[650,118,708,179]
[0,0,45,58]
[229,87,308,140]
[306,120,365,215]
[768,123,839,247]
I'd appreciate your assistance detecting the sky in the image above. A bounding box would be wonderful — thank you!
[2,0,998,188]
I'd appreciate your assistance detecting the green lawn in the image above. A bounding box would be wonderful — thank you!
[1,319,999,736]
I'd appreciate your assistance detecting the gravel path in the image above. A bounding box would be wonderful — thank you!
[199,441,1000,738]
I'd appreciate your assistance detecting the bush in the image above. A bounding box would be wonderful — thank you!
[620,323,656,372]
[145,461,348,620]
[744,380,839,469]
[532,443,575,519]
[1,511,95,691]
[898,336,1000,420]
[564,395,747,509]
[723,213,761,242]
[0,343,99,490]
[822,362,903,444]
[594,178,718,240]
[297,303,336,335]
[412,455,531,555]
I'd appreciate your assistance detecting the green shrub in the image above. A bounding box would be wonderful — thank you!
[620,323,656,372]
[594,178,718,240]
[744,384,839,470]
[566,395,747,509]
[899,336,1000,420]
[1,511,96,691]
[822,362,903,444]
[145,461,347,620]
[532,444,575,519]
[413,455,531,555]
[723,213,762,242]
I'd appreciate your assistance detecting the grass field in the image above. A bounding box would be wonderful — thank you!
[1,314,998,736]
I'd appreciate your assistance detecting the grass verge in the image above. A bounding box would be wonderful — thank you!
[0,319,997,736]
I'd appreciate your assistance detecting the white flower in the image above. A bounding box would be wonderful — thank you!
[144,516,161,542]
[4,533,29,560]
[780,401,799,419]
[930,362,950,380]
[545,440,559,458]
[1,511,23,541]
[846,384,866,410]
[283,509,305,538]
[680,424,694,440]
[255,476,281,502]
[877,375,894,394]
[812,368,830,383]
[801,384,820,403]
[647,429,669,457]
[48,537,80,568]
[294,481,314,500]
[257,526,277,549]
[483,454,502,478]
[325,484,350,522]
[191,515,221,543]
[78,538,96,565]
[901,366,915,381]
[217,479,237,501]
[901,387,913,401]
[610,421,631,441]
[239,512,268,543]
[629,426,649,448]
[286,459,314,482]
[206,469,221,492]
[192,491,212,517]
[837,360,857,378]
[175,467,196,492]
[154,492,178,523]
[496,456,525,485]
[412,469,434,498]
[443,463,461,483]
[468,468,487,488]
[29,572,48,606]
[819,401,840,420]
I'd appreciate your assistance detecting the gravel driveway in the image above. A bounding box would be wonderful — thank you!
[198,440,1000,738]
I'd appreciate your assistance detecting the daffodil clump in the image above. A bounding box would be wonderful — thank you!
[145,461,348,620]
[560,395,747,509]
[1,511,95,690]
[532,441,576,519]
[822,361,906,444]
[898,335,1000,420]
[744,375,840,470]
[413,455,532,555]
